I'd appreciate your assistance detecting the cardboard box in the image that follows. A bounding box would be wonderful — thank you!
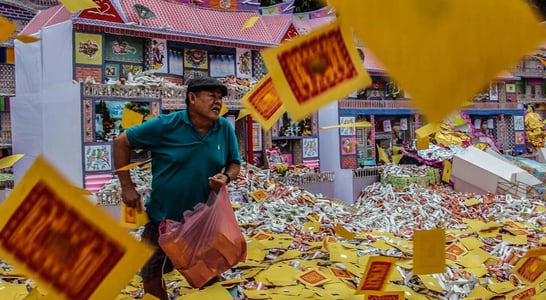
[452,146,541,195]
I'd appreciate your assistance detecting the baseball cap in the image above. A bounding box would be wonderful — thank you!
[186,77,228,98]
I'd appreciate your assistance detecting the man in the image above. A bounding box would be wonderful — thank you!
[113,77,241,299]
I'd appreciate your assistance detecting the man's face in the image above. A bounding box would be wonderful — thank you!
[188,88,224,121]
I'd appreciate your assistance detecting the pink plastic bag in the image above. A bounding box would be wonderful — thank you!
[158,185,247,288]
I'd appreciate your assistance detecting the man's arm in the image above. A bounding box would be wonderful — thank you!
[223,161,241,183]
[113,132,142,210]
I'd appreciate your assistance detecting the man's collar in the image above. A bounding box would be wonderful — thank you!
[181,109,221,130]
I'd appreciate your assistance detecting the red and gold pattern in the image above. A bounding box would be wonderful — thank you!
[514,256,546,285]
[356,256,396,294]
[330,267,352,279]
[505,285,537,300]
[298,269,329,286]
[364,291,404,300]
[0,181,124,299]
[262,20,371,120]
[240,75,286,131]
[0,156,153,300]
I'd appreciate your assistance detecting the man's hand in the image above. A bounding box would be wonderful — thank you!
[121,185,143,212]
[208,173,228,190]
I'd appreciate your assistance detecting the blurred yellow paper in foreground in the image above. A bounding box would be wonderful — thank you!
[0,156,153,300]
[262,19,371,120]
[330,0,546,123]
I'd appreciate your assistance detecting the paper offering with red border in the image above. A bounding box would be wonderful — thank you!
[0,156,153,300]
[298,268,330,286]
[363,290,405,300]
[355,256,396,294]
[262,19,371,121]
[240,75,286,131]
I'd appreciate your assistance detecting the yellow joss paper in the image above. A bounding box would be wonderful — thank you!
[513,256,546,285]
[120,202,150,229]
[184,284,232,300]
[320,121,372,130]
[364,291,404,300]
[0,15,16,43]
[302,221,321,233]
[262,19,371,120]
[441,160,452,183]
[115,159,151,172]
[0,154,24,169]
[12,35,40,43]
[459,237,484,251]
[505,285,540,300]
[141,294,160,300]
[0,156,153,300]
[413,229,446,275]
[334,224,356,240]
[502,234,528,245]
[236,108,250,121]
[356,256,396,294]
[241,16,260,31]
[487,281,517,294]
[524,247,546,258]
[219,103,229,116]
[59,0,99,13]
[330,0,546,123]
[240,75,285,131]
[121,108,144,129]
[466,285,500,299]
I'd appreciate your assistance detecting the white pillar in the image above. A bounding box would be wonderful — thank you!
[318,102,354,203]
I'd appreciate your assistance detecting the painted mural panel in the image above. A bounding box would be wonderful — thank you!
[236,49,253,79]
[104,34,143,63]
[210,53,235,77]
[75,32,102,65]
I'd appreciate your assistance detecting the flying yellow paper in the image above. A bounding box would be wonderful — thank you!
[416,135,429,150]
[121,108,144,129]
[0,16,16,43]
[330,0,546,123]
[391,154,403,164]
[115,159,151,172]
[0,154,23,169]
[262,19,371,120]
[241,16,260,31]
[141,294,160,300]
[240,75,286,131]
[376,145,390,164]
[12,35,40,43]
[0,156,153,300]
[319,121,372,130]
[236,109,250,121]
[59,0,99,13]
[413,228,446,275]
[442,160,452,183]
[220,103,229,116]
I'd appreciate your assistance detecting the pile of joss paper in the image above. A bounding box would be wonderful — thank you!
[2,162,546,299]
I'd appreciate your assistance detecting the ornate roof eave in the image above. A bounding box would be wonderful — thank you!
[72,18,277,50]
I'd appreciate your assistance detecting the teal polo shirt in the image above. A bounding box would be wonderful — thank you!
[125,110,241,223]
